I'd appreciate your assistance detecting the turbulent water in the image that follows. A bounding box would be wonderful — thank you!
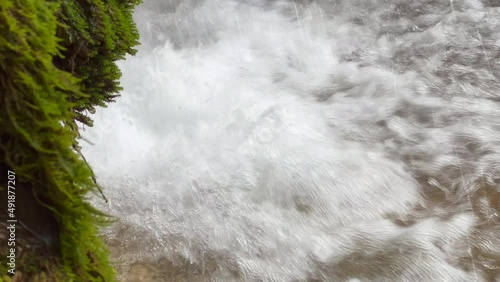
[81,0,500,281]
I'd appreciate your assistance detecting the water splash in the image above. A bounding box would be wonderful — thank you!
[82,0,500,281]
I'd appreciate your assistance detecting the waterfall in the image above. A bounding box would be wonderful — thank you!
[82,1,500,281]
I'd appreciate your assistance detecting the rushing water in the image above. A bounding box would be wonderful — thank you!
[81,0,500,281]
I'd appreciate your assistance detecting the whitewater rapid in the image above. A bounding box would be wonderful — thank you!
[81,0,500,281]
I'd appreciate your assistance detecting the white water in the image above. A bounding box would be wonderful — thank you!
[82,0,500,281]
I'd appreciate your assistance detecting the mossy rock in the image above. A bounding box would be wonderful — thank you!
[54,0,141,126]
[0,0,141,280]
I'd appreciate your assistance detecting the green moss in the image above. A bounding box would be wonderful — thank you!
[55,0,141,126]
[0,0,141,280]
[0,251,66,282]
